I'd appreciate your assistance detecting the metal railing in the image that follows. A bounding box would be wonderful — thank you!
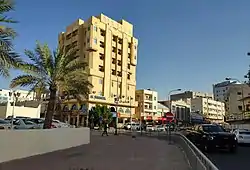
[172,132,219,170]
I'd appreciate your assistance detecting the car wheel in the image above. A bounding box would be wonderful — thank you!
[229,146,237,153]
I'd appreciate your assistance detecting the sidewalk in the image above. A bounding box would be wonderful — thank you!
[1,132,190,170]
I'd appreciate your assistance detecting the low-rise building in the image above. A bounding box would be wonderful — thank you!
[135,89,158,121]
[0,101,42,119]
[158,100,191,124]
[170,91,213,101]
[157,103,169,118]
[191,98,225,123]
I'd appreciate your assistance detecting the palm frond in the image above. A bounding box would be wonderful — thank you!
[10,74,39,88]
[0,0,15,14]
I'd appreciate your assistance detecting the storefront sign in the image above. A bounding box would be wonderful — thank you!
[90,95,106,100]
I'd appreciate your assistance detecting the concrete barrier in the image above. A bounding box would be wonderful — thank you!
[0,128,90,163]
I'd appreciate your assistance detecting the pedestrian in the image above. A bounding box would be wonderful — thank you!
[102,122,108,136]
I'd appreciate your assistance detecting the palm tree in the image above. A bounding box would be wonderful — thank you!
[10,42,92,128]
[0,0,22,76]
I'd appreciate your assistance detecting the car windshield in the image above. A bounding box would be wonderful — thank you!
[239,131,250,135]
[203,125,225,132]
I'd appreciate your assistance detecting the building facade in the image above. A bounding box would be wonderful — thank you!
[170,91,213,101]
[0,89,38,103]
[58,14,138,125]
[135,89,158,121]
[213,80,240,102]
[191,98,225,123]
[157,103,169,118]
[158,100,191,124]
[224,84,250,120]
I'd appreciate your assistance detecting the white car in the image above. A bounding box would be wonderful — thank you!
[146,125,155,131]
[234,129,250,144]
[156,125,165,132]
[124,122,140,130]
[27,118,72,129]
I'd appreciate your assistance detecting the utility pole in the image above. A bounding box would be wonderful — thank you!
[114,75,119,135]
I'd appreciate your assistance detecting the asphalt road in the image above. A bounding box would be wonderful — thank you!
[207,145,250,170]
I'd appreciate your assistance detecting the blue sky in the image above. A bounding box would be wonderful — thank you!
[2,0,250,99]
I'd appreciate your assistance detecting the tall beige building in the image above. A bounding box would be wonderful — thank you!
[58,14,138,123]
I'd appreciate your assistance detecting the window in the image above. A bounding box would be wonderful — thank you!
[112,58,116,64]
[99,53,104,60]
[99,65,104,72]
[128,42,131,48]
[111,69,116,75]
[112,35,117,41]
[154,97,156,101]
[117,71,122,77]
[100,41,105,48]
[87,38,90,43]
[238,106,243,110]
[93,26,97,31]
[66,33,71,40]
[127,74,130,80]
[118,38,122,44]
[134,55,137,60]
[112,82,114,87]
[127,64,130,69]
[237,92,242,95]
[88,26,90,31]
[135,45,137,49]
[72,30,78,36]
[94,38,97,44]
[99,79,103,84]
[100,29,105,36]
[127,86,129,90]
[118,49,122,55]
[72,41,77,48]
[154,106,156,109]
[118,60,122,66]
[112,47,116,53]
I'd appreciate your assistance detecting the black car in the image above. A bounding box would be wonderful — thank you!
[186,124,237,153]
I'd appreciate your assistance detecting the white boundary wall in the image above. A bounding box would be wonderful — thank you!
[0,128,90,163]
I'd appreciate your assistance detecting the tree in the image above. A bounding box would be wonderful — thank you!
[10,42,92,128]
[88,105,113,128]
[0,0,22,77]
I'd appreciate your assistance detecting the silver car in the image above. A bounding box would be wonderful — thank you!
[0,118,11,130]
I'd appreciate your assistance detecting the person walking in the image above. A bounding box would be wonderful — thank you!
[102,121,108,136]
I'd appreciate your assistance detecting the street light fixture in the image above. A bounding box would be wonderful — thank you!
[167,88,181,145]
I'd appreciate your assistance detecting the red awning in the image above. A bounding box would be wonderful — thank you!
[146,116,152,120]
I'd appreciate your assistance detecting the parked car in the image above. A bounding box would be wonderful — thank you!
[233,129,250,144]
[124,122,140,130]
[11,118,40,129]
[27,118,72,128]
[186,124,237,153]
[146,125,155,131]
[156,125,165,132]
[0,118,11,130]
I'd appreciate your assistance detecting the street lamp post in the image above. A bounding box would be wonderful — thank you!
[167,88,181,144]
[9,91,20,129]
[225,77,245,120]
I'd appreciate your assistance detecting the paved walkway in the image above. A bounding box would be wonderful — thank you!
[0,132,190,170]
